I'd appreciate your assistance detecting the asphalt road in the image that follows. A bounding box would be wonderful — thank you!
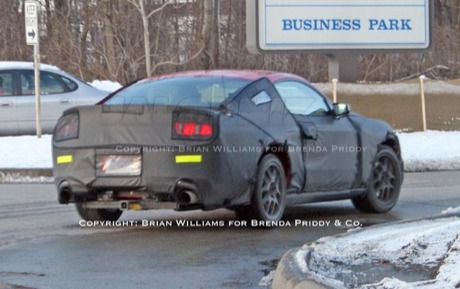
[0,171,460,289]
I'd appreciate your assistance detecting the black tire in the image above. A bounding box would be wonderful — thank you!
[251,154,287,222]
[76,203,123,222]
[352,145,402,213]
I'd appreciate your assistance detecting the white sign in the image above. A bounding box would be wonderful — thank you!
[257,0,430,51]
[24,1,39,45]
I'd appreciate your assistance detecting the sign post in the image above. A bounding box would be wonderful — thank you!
[24,0,41,138]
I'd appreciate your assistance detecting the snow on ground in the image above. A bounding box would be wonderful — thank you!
[0,135,52,168]
[400,131,460,172]
[293,211,460,289]
[0,131,459,171]
[442,206,460,215]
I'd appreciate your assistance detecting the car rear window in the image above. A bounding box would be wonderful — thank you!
[103,77,251,107]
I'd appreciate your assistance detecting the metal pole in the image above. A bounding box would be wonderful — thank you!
[419,75,427,132]
[332,78,338,103]
[34,42,41,138]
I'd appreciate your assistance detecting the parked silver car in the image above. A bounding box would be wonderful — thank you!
[0,61,108,135]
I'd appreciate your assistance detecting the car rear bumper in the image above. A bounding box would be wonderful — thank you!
[53,144,258,210]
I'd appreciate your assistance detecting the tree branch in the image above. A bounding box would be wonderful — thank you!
[147,0,174,19]
[152,47,204,73]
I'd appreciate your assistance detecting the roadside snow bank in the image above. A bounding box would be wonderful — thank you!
[0,135,52,168]
[296,213,460,289]
[90,80,122,92]
[398,131,460,172]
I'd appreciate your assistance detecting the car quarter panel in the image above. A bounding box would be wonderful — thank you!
[226,78,304,193]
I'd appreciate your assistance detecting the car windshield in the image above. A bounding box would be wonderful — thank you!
[103,76,251,107]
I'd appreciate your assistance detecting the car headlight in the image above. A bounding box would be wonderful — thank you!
[54,112,79,142]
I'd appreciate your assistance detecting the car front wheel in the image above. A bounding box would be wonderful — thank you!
[76,203,123,222]
[352,145,402,213]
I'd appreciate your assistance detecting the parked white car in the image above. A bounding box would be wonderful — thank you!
[0,61,108,135]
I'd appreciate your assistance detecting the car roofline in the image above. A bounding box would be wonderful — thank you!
[0,61,64,73]
[143,70,279,81]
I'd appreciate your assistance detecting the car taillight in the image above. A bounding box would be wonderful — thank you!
[54,112,79,142]
[172,112,214,140]
[174,122,213,137]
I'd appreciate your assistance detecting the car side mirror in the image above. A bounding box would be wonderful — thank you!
[333,103,351,117]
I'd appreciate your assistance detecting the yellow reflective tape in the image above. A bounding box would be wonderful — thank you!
[175,155,202,164]
[57,155,73,164]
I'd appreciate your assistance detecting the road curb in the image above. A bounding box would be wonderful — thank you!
[0,169,53,177]
[271,249,331,289]
[0,281,35,289]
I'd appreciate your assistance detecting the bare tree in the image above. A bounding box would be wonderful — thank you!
[199,0,219,69]
[125,0,174,77]
[2,0,460,84]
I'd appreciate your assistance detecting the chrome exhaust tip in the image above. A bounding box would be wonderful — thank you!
[177,190,199,205]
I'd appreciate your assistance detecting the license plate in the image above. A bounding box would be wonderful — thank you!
[96,155,142,176]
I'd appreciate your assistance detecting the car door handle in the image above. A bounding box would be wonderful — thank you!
[1,102,13,107]
[60,99,72,104]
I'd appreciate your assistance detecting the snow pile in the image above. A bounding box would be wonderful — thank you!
[442,207,460,215]
[398,131,460,172]
[90,80,123,92]
[0,135,52,168]
[296,213,460,289]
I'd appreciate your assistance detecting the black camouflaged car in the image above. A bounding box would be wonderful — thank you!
[53,70,404,222]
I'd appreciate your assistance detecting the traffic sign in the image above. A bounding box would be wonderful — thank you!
[24,1,39,46]
[247,0,431,52]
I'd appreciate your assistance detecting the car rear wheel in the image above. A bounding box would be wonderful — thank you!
[251,154,287,222]
[76,203,123,222]
[352,145,402,213]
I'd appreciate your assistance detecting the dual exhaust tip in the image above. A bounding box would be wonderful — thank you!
[59,181,200,207]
